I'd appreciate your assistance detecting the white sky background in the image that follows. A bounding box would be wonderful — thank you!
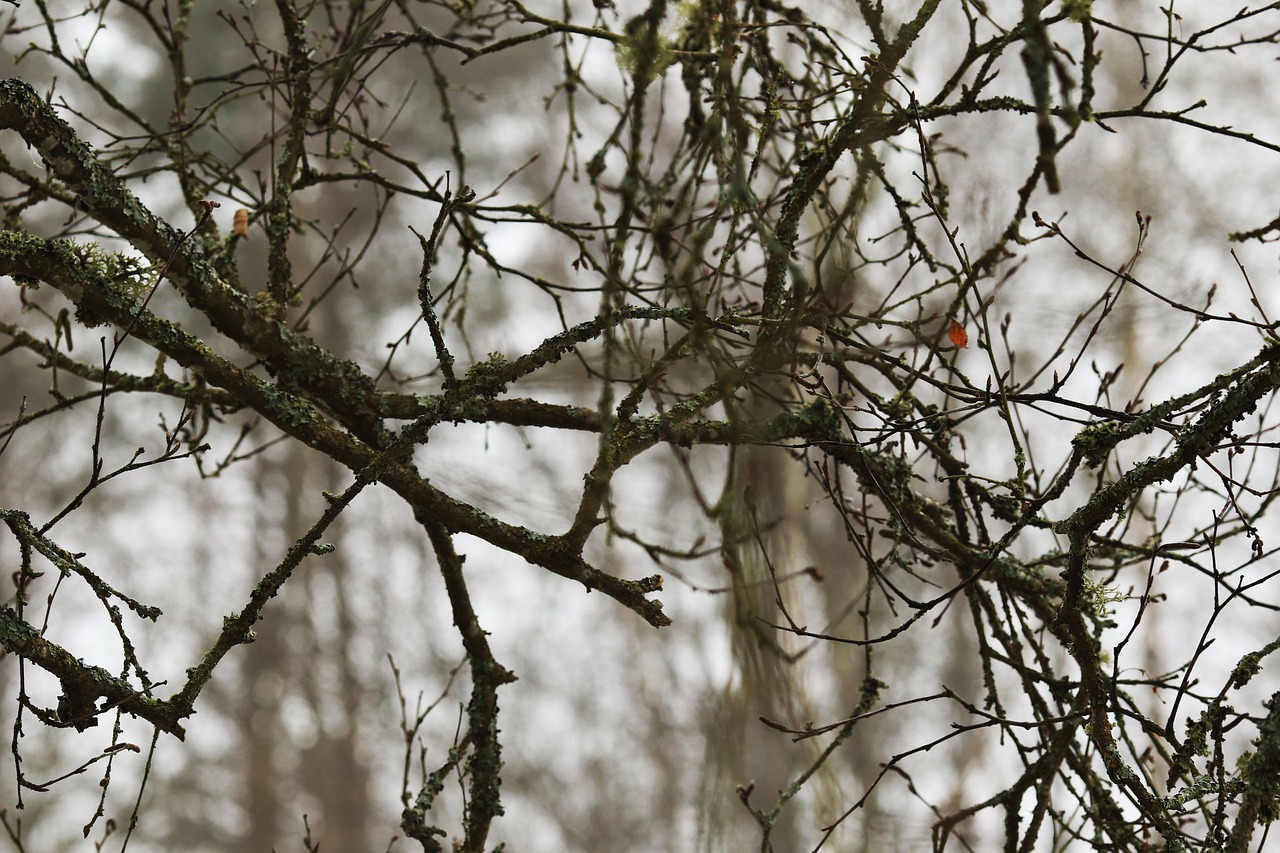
[4,1,1280,851]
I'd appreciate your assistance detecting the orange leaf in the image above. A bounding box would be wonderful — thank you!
[948,318,969,349]
[232,208,250,240]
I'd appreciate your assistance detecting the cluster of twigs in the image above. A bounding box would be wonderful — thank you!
[3,0,1280,849]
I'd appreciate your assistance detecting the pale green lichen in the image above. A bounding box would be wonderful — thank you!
[67,241,153,299]
[1083,573,1126,619]
[1062,0,1092,23]
[463,352,511,397]
[615,10,677,83]
[615,38,675,82]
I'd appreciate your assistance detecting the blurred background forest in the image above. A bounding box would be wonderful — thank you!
[4,1,1280,851]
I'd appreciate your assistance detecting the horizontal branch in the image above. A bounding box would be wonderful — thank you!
[0,78,391,445]
[1058,342,1280,536]
[0,232,672,625]
[0,607,186,738]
